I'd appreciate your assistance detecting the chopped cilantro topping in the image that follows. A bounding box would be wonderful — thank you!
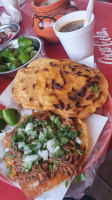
[60,137,69,145]
[77,150,83,155]
[49,164,53,170]
[54,149,65,158]
[6,153,14,159]
[75,142,80,149]
[21,161,32,172]
[9,115,83,173]
[27,116,35,123]
[65,180,69,188]
[71,147,76,151]
[54,160,61,163]
[27,129,37,139]
[39,131,47,143]
[6,166,12,176]
[90,85,99,94]
[49,164,56,171]
[52,139,60,148]
[75,173,85,183]
[53,164,56,170]
[68,130,79,139]
[37,169,40,173]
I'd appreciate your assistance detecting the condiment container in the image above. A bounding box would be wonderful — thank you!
[32,0,78,43]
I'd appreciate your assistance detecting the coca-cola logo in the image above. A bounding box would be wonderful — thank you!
[94,28,112,64]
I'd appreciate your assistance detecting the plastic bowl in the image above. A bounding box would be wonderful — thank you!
[0,36,42,74]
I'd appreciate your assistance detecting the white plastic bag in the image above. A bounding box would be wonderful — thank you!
[0,0,24,24]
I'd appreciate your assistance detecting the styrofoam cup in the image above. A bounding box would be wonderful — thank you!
[53,11,94,62]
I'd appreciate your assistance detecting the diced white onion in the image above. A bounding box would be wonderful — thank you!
[36,144,41,149]
[54,146,60,153]
[31,142,36,145]
[25,123,33,132]
[42,150,48,161]
[24,150,31,154]
[49,152,53,158]
[38,150,48,161]
[4,147,9,152]
[23,154,38,163]
[24,146,32,154]
[47,139,55,154]
[33,181,40,187]
[39,131,44,141]
[17,128,25,134]
[31,142,41,149]
[43,127,47,134]
[38,150,42,157]
[24,146,30,151]
[18,142,25,149]
[75,137,82,145]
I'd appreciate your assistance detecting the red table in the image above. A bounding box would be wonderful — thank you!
[0,0,112,199]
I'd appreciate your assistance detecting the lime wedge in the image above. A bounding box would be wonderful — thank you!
[0,118,5,132]
[30,50,38,59]
[2,108,20,126]
[5,63,11,68]
[25,46,34,53]
[0,65,8,72]
[18,54,31,65]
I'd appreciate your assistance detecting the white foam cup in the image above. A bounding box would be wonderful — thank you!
[53,11,94,62]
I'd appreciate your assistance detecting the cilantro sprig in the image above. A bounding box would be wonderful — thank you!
[75,173,85,183]
[90,84,99,94]
[6,166,12,176]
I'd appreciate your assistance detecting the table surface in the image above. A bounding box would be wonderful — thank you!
[0,0,112,200]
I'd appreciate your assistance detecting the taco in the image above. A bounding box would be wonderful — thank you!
[12,58,59,110]
[2,111,88,199]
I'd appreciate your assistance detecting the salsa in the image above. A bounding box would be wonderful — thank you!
[59,19,84,32]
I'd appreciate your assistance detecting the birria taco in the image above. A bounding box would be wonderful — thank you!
[2,111,88,199]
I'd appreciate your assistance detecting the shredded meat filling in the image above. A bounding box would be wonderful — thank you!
[3,113,86,184]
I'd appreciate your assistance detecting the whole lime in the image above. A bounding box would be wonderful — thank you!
[0,118,5,131]
[2,108,20,126]
[18,54,31,65]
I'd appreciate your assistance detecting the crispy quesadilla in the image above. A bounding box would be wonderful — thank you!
[35,59,108,119]
[12,58,59,110]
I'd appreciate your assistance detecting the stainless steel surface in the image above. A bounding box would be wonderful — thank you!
[0,36,42,74]
[0,23,20,47]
